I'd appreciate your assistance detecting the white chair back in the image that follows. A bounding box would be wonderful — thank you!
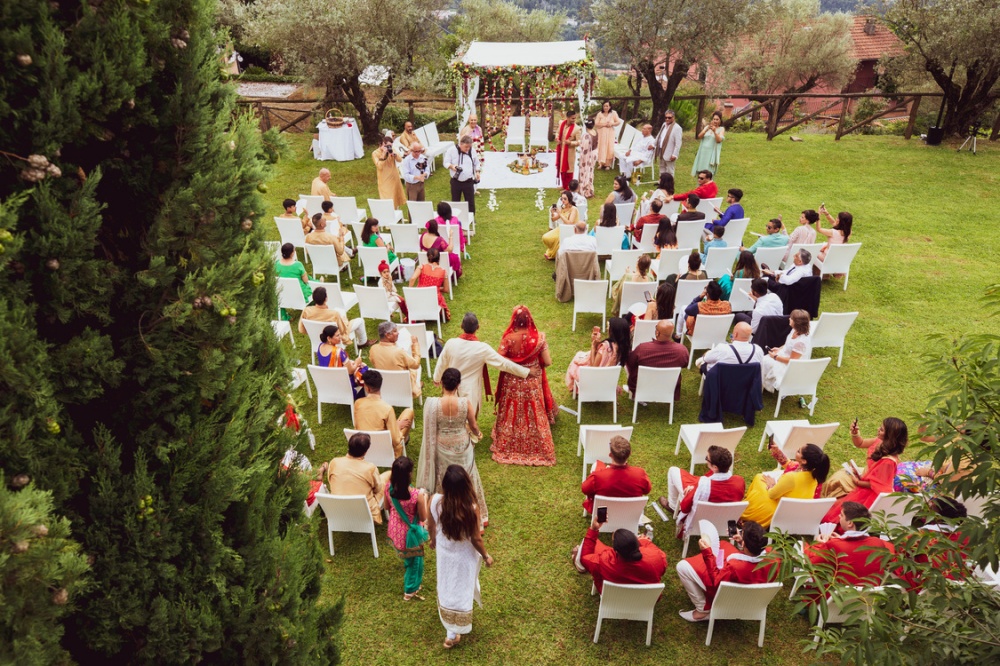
[330,196,365,224]
[810,311,859,367]
[729,278,755,312]
[704,246,740,278]
[686,314,735,368]
[358,245,389,281]
[308,365,355,424]
[397,322,435,374]
[305,244,345,283]
[592,495,648,534]
[722,217,750,249]
[617,124,638,151]
[618,282,655,317]
[572,279,608,332]
[814,243,861,283]
[314,493,379,558]
[559,224,576,243]
[377,369,414,412]
[504,116,527,151]
[581,425,634,481]
[595,226,626,256]
[673,278,709,331]
[277,277,308,312]
[676,424,748,474]
[343,429,396,468]
[426,122,445,147]
[607,249,642,284]
[770,498,838,537]
[676,220,705,250]
[633,366,681,424]
[682,501,751,558]
[783,242,824,269]
[753,246,787,272]
[868,492,918,529]
[576,366,622,423]
[528,117,549,148]
[633,227,659,253]
[706,582,783,647]
[403,286,443,337]
[367,198,403,223]
[444,200,470,223]
[615,202,635,227]
[414,125,431,149]
[265,240,282,262]
[775,357,832,417]
[308,279,358,313]
[760,421,841,456]
[300,318,332,363]
[593,582,665,647]
[657,248,697,280]
[407,200,435,225]
[696,197,723,217]
[355,284,393,322]
[631,318,658,350]
[387,223,421,256]
[275,217,307,251]
[298,195,325,217]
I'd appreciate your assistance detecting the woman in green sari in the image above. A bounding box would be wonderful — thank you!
[385,456,429,600]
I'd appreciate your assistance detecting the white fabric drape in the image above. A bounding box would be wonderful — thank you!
[459,75,481,129]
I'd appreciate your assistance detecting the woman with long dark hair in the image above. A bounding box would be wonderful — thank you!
[604,175,636,206]
[816,204,853,262]
[385,456,429,600]
[643,281,677,322]
[564,317,631,390]
[823,417,908,498]
[742,443,831,528]
[822,428,906,526]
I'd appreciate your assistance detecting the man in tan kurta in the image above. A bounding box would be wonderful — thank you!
[372,136,406,208]
[398,121,419,150]
[354,370,414,458]
[311,168,335,200]
[279,198,312,234]
[327,433,386,524]
[368,321,422,398]
[304,216,350,267]
[297,286,369,347]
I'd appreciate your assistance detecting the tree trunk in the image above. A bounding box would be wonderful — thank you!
[927,62,1000,137]
[338,75,397,145]
[640,58,689,134]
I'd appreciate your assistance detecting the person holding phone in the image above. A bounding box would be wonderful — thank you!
[571,508,667,593]
[564,317,630,391]
[822,417,908,498]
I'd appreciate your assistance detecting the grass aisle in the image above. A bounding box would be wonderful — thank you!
[262,131,997,665]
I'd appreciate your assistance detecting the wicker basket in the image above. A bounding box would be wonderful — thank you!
[324,109,345,128]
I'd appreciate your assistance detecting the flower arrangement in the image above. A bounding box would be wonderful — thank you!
[534,188,547,211]
[487,189,500,212]
[508,153,547,175]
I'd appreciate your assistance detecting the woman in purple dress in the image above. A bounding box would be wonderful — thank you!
[420,219,462,277]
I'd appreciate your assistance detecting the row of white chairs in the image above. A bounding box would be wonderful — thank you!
[503,116,550,153]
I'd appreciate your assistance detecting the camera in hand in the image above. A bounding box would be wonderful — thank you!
[416,159,428,171]
[454,166,463,176]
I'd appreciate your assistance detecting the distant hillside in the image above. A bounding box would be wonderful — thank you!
[503,0,861,16]
[820,0,860,12]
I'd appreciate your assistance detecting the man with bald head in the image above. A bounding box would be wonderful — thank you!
[558,220,598,254]
[621,123,655,179]
[696,322,764,374]
[401,142,429,201]
[311,168,335,201]
[626,320,689,398]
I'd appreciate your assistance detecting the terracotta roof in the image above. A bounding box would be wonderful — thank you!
[850,16,905,61]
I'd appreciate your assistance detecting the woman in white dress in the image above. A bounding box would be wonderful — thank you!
[761,309,812,392]
[428,465,494,649]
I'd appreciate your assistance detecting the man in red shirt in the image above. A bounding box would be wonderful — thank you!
[673,169,719,203]
[581,436,652,514]
[676,520,779,621]
[661,445,745,538]
[630,198,666,243]
[625,320,689,398]
[573,513,667,594]
[804,501,895,588]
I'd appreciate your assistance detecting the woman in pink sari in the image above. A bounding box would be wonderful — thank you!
[491,305,557,466]
[822,431,907,527]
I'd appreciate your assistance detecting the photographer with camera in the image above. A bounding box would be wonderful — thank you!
[401,142,430,202]
[373,133,406,208]
[444,135,480,213]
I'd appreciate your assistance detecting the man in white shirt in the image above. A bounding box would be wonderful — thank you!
[444,136,480,213]
[620,124,655,179]
[558,221,597,254]
[654,110,682,176]
[400,142,430,202]
[763,248,811,287]
[696,322,765,373]
[734,278,784,332]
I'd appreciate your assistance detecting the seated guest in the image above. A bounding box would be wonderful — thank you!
[543,191,580,260]
[327,432,387,524]
[408,247,450,322]
[709,188,745,230]
[667,251,708,284]
[676,194,706,222]
[760,309,812,393]
[733,277,783,333]
[631,198,666,243]
[420,218,461,277]
[398,120,419,150]
[824,417,908,499]
[762,248,812,287]
[742,443,830,527]
[368,321,422,399]
[305,213,352,267]
[377,260,406,320]
[565,317,631,391]
[696,322,764,374]
[299,286,369,348]
[558,221,597,255]
[816,204,853,262]
[675,520,778,622]
[604,175,637,206]
[652,216,678,254]
[279,197,311,234]
[567,179,587,209]
[717,249,759,299]
[619,124,655,180]
[642,281,676,322]
[580,435,652,514]
[897,497,969,591]
[311,167,335,200]
[673,169,719,203]
[683,280,732,335]
[648,172,674,205]
[354,370,414,459]
[625,320,689,398]
[361,217,399,273]
[805,502,895,588]
[820,434,906,526]
[784,209,818,262]
[612,254,655,316]
[699,225,726,264]
[428,201,467,257]
[744,218,788,254]
[662,445,746,538]
[572,512,667,593]
[316,324,366,397]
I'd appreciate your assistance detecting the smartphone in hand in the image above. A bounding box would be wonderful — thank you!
[596,506,608,524]
[727,520,738,538]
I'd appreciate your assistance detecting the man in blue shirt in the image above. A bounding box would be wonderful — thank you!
[707,188,745,230]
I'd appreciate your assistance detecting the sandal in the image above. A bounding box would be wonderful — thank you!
[443,635,461,649]
[403,591,425,602]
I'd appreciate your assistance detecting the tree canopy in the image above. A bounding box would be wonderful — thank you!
[451,0,567,43]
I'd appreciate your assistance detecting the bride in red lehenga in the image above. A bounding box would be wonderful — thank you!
[490,305,557,466]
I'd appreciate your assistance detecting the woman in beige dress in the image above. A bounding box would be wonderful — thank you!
[594,102,622,169]
[373,135,406,208]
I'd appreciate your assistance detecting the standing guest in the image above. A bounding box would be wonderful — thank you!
[742,443,830,527]
[354,369,414,458]
[806,502,895,586]
[542,191,580,260]
[744,217,789,254]
[824,418,908,499]
[299,286,368,349]
[625,320,689,398]
[327,432,386,525]
[459,114,485,166]
[369,321,422,399]
[361,217,399,273]
[815,204,853,262]
[662,445,746,538]
[444,136,480,213]
[760,309,812,392]
[565,317,631,390]
[696,322,764,374]
[311,168,335,200]
[578,120,598,198]
[580,436,652,514]
[654,109,683,177]
[398,120,419,150]
[733,278,783,333]
[572,512,667,593]
[604,175,637,206]
[491,305,557,466]
[428,465,494,649]
[683,280,732,336]
[434,312,529,416]
[373,135,406,208]
[784,209,819,262]
[274,242,310,319]
[621,124,655,180]
[554,109,582,191]
[594,101,622,169]
[408,247,450,322]
[673,169,719,203]
[421,218,462,277]
[280,197,312,234]
[304,214,351,268]
[709,188,745,230]
[416,368,488,525]
[631,198,666,243]
[385,456,429,601]
[821,433,907,526]
[692,111,725,178]
[401,142,430,202]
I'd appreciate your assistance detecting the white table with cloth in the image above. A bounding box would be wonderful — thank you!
[312,119,364,161]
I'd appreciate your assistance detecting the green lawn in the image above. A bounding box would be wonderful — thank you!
[261,130,998,665]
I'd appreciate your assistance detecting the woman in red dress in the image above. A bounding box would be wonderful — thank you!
[490,305,557,466]
[822,432,907,526]
[408,247,450,322]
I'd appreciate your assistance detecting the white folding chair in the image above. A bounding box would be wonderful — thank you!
[308,365,355,424]
[810,312,859,367]
[813,586,890,641]
[378,368,416,410]
[423,123,453,165]
[632,227,659,253]
[676,221,705,251]
[330,196,366,225]
[305,243,351,284]
[528,116,549,150]
[673,278,709,328]
[275,217,308,260]
[572,279,608,331]
[757,420,840,455]
[770,498,838,538]
[612,125,638,167]
[631,318,659,350]
[297,195,325,217]
[397,321,436,375]
[704,246,740,279]
[595,226,626,256]
[812,243,862,290]
[358,245,391,283]
[705,582,782,647]
[308,279,358,313]
[868,492,918,530]
[593,495,648,535]
[343,429,397,467]
[367,198,403,223]
[674,423,747,474]
[387,223,421,258]
[277,277,308,315]
[681,501,750,558]
[752,245,787,273]
[632,366,681,424]
[559,224,577,244]
[773,357,832,417]
[606,249,642,291]
[416,251,454,299]
[656,248,697,281]
[720,217,750,249]
[593,582,665,647]
[782,242,824,269]
[580,425,635,482]
[407,200,435,225]
[314,493,379,558]
[684,314,735,369]
[575,366,622,424]
[271,320,295,347]
[300,318,357,363]
[504,116,527,152]
[696,197,723,218]
[615,203,636,228]
[403,286,443,338]
[265,241,282,263]
[442,223,466,261]
[355,284,396,323]
[618,282,655,317]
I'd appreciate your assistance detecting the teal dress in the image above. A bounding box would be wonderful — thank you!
[691,127,724,177]
[274,259,311,319]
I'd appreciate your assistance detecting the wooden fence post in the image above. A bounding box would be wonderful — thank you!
[407,102,415,123]
[904,95,921,140]
[695,95,706,137]
[766,99,779,140]
[992,111,1000,141]
[834,98,850,140]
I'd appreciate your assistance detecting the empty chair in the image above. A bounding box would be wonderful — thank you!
[618,282,655,317]
[696,197,723,218]
[580,425,634,482]
[867,492,918,529]
[656,248,697,280]
[330,196,366,225]
[297,194,325,217]
[528,116,549,150]
[397,321,436,375]
[271,320,295,347]
[407,200,435,225]
[684,314,735,369]
[632,366,681,424]
[504,116,527,152]
[593,582,665,647]
[592,495,648,535]
[757,420,840,455]
[752,245,787,273]
[378,368,417,410]
[812,586,891,641]
[403,285,444,338]
[314,493,379,558]
[632,226,659,253]
[615,202,636,228]
[595,226,626,256]
[681,500,750,558]
[308,365,355,424]
[387,223,421,258]
[275,217,308,257]
[728,278,755,312]
[368,198,403,223]
[810,312,859,367]
[773,357,832,417]
[721,217,750,249]
[308,279,358,313]
[675,423,747,474]
[704,246,741,279]
[265,240,282,262]
[573,279,608,331]
[812,243,862,290]
[770,497,838,538]
[631,318,658,350]
[676,220,705,250]
[343,429,397,467]
[575,366,622,424]
[358,245,391,283]
[705,582,783,647]
[559,223,577,244]
[306,243,351,284]
[422,122,454,165]
[277,276,308,314]
[355,284,396,324]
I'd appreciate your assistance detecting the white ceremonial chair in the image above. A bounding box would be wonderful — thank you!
[632,227,659,253]
[308,365,355,424]
[386,223,421,258]
[769,498,838,539]
[275,217,308,260]
[343,429,398,467]
[578,199,589,224]
[612,125,638,167]
[416,251,455,298]
[378,368,417,410]
[297,195,325,217]
[265,241,282,262]
[528,116,549,150]
[575,366,622,424]
[593,582,665,647]
[277,277,308,316]
[606,249,642,292]
[684,314,735,369]
[721,217,750,249]
[752,245,787,273]
[305,243,351,284]
[397,322,436,375]
[656,248,697,281]
[812,243,862,290]
[704,246,741,279]
[632,366,681,424]
[813,586,891,641]
[367,198,403,223]
[810,312,859,367]
[271,320,295,347]
[414,126,432,162]
[696,197,723,218]
[705,582,783,647]
[773,357,832,417]
[355,284,397,324]
[757,420,840,455]
[781,242,824,269]
[300,318,358,363]
[572,279,608,332]
[631,318,659,350]
[330,196,366,225]
[358,245,391,283]
[314,493,379,558]
[675,423,747,474]
[559,224,577,244]
[729,278,755,312]
[442,222,467,261]
[308,279,358,313]
[407,200,435,225]
[504,116,527,152]
[681,501,750,558]
[423,123,454,166]
[618,282,655,318]
[615,202,636,228]
[676,221,705,251]
[403,286,444,338]
[673,279,710,335]
[868,492,918,530]
[595,226,626,257]
[444,201,474,240]
[593,495,648,535]
[580,425,635,483]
